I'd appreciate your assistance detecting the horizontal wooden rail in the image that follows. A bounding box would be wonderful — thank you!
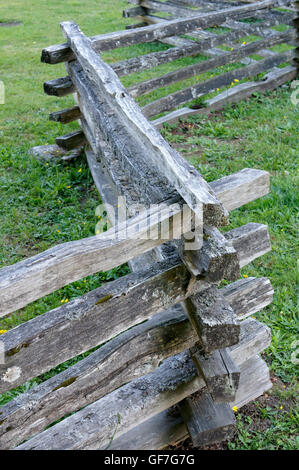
[41,1,282,64]
[0,166,269,318]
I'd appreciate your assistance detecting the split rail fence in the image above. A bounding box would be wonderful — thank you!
[0,0,297,450]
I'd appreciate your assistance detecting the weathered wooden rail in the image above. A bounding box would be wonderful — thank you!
[1,2,295,449]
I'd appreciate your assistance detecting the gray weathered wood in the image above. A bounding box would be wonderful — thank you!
[222,276,274,320]
[191,225,240,281]
[55,130,86,150]
[43,76,74,96]
[153,66,297,126]
[49,106,81,124]
[210,168,270,212]
[41,0,278,63]
[0,203,191,317]
[191,346,240,402]
[179,392,236,446]
[185,285,240,352]
[142,50,294,117]
[108,354,271,450]
[224,222,271,268]
[0,312,270,449]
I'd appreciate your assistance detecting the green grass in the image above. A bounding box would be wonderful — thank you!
[0,0,298,450]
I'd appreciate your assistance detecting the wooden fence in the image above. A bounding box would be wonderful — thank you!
[1,1,296,450]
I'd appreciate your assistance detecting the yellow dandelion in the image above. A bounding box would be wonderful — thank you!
[78,168,82,173]
[46,163,49,166]
[234,79,239,82]
[232,406,238,412]
[0,329,7,335]
[280,405,283,410]
[65,299,69,303]
[57,230,60,233]
[242,41,246,45]
[217,88,220,91]
[231,47,234,51]
[243,274,248,278]
[66,185,71,189]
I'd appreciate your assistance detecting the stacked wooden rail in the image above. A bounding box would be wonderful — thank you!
[0,17,279,451]
[39,0,297,157]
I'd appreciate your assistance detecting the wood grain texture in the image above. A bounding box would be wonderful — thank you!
[0,222,272,395]
[179,392,236,446]
[222,276,274,320]
[224,222,271,268]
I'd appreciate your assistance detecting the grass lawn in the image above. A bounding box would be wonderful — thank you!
[0,0,298,450]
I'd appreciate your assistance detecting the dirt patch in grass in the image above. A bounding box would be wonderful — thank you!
[168,375,298,451]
